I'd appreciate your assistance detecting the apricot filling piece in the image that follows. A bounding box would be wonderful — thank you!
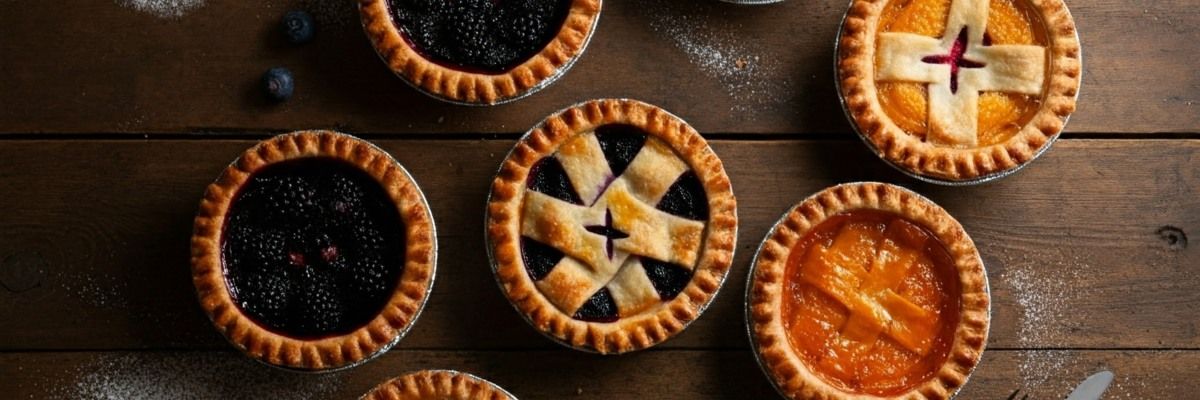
[782,210,961,396]
[875,0,1049,147]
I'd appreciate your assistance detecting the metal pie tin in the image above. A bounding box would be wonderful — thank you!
[206,133,437,374]
[743,182,991,398]
[832,0,1083,186]
[361,1,603,106]
[483,99,736,354]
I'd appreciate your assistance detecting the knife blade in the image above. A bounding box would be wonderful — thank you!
[1065,370,1114,400]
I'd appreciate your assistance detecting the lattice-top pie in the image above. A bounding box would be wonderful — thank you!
[838,0,1081,182]
[748,183,989,399]
[359,0,601,105]
[487,99,737,354]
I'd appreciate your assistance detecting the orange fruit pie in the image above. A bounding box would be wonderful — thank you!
[749,183,990,400]
[838,0,1081,182]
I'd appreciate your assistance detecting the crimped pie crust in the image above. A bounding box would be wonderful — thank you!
[359,0,602,105]
[837,0,1082,182]
[748,182,989,400]
[362,370,516,400]
[191,130,436,371]
[486,99,738,354]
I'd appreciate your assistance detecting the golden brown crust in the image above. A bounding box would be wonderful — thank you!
[486,99,738,354]
[359,0,602,105]
[362,370,516,400]
[191,130,436,371]
[837,0,1081,182]
[748,182,989,400]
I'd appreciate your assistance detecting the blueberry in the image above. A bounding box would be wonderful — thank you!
[262,67,294,102]
[282,10,316,44]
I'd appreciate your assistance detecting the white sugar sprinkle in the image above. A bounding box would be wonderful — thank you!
[999,248,1092,389]
[49,353,344,399]
[116,0,206,19]
[646,1,790,114]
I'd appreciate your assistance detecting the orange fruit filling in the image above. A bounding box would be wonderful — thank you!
[782,210,961,396]
[876,0,1048,147]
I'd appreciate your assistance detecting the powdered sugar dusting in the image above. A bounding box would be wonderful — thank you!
[999,248,1093,389]
[646,2,791,114]
[48,353,344,399]
[116,0,205,18]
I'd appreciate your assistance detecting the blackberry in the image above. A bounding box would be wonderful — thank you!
[221,159,407,338]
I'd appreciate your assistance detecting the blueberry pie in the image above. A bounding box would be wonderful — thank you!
[359,0,601,104]
[362,370,516,400]
[748,182,989,399]
[191,131,436,371]
[837,0,1081,182]
[486,99,737,354]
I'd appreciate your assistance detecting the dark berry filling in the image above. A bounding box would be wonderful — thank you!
[527,156,582,205]
[573,287,619,323]
[389,0,573,74]
[221,158,405,339]
[522,125,710,322]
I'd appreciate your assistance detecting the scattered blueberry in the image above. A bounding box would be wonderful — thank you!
[282,10,316,44]
[262,67,294,102]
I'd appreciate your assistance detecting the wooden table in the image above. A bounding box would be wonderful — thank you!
[1,0,1197,398]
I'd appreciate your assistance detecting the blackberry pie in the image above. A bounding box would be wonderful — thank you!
[359,0,602,104]
[486,99,738,354]
[191,131,436,371]
[748,183,990,399]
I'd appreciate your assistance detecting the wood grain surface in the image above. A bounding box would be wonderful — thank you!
[3,350,1196,398]
[1,139,1195,352]
[3,0,1200,398]
[0,0,1197,135]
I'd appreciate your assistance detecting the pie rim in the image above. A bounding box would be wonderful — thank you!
[747,182,990,399]
[486,98,738,354]
[361,369,516,400]
[837,0,1082,182]
[358,0,603,105]
[191,130,437,371]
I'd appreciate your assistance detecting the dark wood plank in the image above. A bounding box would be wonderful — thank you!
[0,138,1195,351]
[0,0,1196,135]
[1,349,1194,399]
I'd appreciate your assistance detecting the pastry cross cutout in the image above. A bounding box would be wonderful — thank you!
[585,209,629,259]
[521,133,705,317]
[800,221,940,355]
[876,0,1046,147]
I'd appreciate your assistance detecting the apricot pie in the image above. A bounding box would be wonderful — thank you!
[838,0,1081,182]
[748,182,989,399]
[362,370,516,400]
[359,0,601,105]
[486,99,737,354]
[191,131,436,371]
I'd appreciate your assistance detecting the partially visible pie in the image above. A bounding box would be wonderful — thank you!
[191,131,436,371]
[362,370,516,400]
[486,99,738,354]
[748,182,989,399]
[838,0,1081,182]
[359,0,602,105]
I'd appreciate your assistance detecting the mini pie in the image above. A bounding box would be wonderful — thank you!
[361,370,516,400]
[191,131,436,371]
[838,0,1081,182]
[359,0,602,105]
[486,99,738,354]
[748,182,989,399]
